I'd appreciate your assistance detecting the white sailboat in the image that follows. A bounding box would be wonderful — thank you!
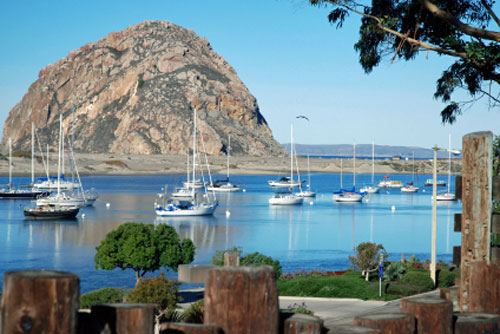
[360,141,380,194]
[269,124,303,205]
[436,134,456,201]
[296,154,316,198]
[155,107,218,216]
[24,114,80,219]
[401,152,419,193]
[208,135,241,192]
[334,142,364,203]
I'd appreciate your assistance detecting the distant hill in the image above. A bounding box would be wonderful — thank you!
[282,143,461,159]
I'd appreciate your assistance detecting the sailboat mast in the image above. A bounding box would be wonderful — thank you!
[31,123,35,184]
[8,138,12,187]
[371,141,374,184]
[353,142,356,188]
[448,134,451,194]
[192,108,197,190]
[57,114,62,196]
[307,154,311,187]
[46,144,50,180]
[340,158,343,189]
[227,135,231,179]
[290,124,294,183]
[71,104,75,183]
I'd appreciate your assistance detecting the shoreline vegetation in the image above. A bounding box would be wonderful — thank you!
[0,152,462,177]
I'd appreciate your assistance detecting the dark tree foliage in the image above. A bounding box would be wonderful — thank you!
[94,222,196,285]
[311,0,500,123]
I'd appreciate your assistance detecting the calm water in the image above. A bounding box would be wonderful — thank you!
[0,173,460,292]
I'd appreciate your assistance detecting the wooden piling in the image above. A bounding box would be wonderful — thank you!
[399,296,453,334]
[224,251,240,267]
[204,266,279,334]
[91,303,155,334]
[454,313,500,334]
[465,261,500,312]
[353,313,414,334]
[460,131,493,312]
[1,270,79,334]
[283,313,323,334]
[440,286,460,312]
[160,322,222,334]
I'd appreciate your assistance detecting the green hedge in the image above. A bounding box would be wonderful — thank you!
[401,271,434,290]
[80,288,124,309]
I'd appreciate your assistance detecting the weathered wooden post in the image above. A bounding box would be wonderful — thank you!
[90,303,155,334]
[1,270,79,334]
[459,131,495,312]
[224,251,240,267]
[204,266,279,334]
[353,313,414,334]
[399,296,453,334]
[283,313,323,334]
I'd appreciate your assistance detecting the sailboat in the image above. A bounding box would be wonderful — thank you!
[269,124,303,205]
[401,152,419,193]
[333,142,365,203]
[436,134,456,201]
[268,136,306,188]
[360,141,379,194]
[208,135,241,192]
[296,155,316,197]
[24,114,80,219]
[0,127,49,199]
[155,107,218,216]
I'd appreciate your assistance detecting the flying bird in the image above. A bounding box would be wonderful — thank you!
[296,115,309,121]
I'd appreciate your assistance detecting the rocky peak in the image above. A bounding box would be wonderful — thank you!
[2,20,285,157]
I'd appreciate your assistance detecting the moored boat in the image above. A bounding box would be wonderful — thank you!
[23,204,79,220]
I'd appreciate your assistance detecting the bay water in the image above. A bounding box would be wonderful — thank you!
[0,172,460,292]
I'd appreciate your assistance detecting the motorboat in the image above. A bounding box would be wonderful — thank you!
[378,176,403,188]
[435,192,456,201]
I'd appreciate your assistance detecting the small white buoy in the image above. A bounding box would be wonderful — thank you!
[225,210,231,217]
[106,203,111,208]
[81,213,86,219]
[391,205,396,211]
[365,198,370,202]
[242,189,246,192]
[422,189,426,192]
[309,201,314,205]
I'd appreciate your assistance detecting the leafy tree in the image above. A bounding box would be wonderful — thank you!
[349,242,387,281]
[310,0,500,123]
[94,222,195,285]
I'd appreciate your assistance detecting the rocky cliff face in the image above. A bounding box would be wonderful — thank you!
[2,20,285,156]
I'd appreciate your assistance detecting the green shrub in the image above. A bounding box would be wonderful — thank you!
[437,270,458,288]
[126,272,179,311]
[384,262,407,282]
[401,271,434,290]
[241,252,282,279]
[182,299,204,324]
[408,255,421,268]
[385,282,427,296]
[80,288,124,309]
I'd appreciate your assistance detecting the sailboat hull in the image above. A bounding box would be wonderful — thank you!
[269,195,304,205]
[0,190,49,199]
[155,202,218,216]
[24,206,79,220]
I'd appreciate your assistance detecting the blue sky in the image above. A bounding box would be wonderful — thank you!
[1,0,499,150]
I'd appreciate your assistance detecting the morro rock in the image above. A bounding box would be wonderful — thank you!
[2,20,285,156]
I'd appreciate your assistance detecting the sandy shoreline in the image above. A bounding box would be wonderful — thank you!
[0,153,461,177]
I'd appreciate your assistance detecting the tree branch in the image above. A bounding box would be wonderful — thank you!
[322,0,468,59]
[479,88,500,104]
[419,0,500,42]
[480,0,500,28]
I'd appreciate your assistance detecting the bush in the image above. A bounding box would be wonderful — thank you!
[282,302,314,315]
[241,252,282,279]
[182,299,204,324]
[126,272,179,312]
[384,262,407,282]
[385,282,427,296]
[80,287,124,309]
[437,270,458,288]
[401,271,434,291]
